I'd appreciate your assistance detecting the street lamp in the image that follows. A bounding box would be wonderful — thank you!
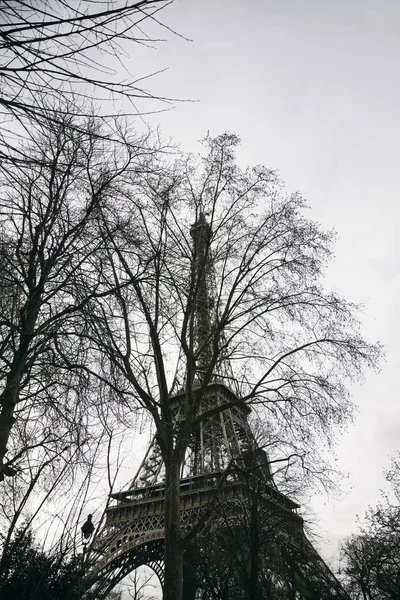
[78,514,95,597]
[81,514,95,545]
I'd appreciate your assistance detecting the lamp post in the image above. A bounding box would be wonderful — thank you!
[78,514,95,598]
[81,514,95,545]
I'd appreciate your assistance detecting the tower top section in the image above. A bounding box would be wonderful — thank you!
[189,210,212,240]
[189,212,214,380]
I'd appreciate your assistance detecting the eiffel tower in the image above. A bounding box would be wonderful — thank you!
[84,213,350,599]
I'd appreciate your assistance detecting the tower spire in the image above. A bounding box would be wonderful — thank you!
[190,211,214,381]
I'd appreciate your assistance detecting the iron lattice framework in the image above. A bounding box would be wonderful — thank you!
[83,214,351,599]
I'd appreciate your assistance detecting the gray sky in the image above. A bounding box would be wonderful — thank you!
[128,0,400,563]
[81,2,400,581]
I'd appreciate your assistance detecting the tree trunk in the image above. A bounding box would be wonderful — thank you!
[0,291,41,480]
[182,544,198,600]
[163,457,183,600]
[0,384,19,480]
[247,492,261,600]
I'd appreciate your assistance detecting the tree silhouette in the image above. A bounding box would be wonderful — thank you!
[84,133,379,599]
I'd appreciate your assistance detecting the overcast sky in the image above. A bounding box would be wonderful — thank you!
[124,0,400,563]
[84,3,400,581]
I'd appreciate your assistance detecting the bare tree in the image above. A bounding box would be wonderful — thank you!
[0,422,133,600]
[83,133,380,599]
[0,107,159,483]
[0,0,178,163]
[107,568,157,600]
[341,454,400,599]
